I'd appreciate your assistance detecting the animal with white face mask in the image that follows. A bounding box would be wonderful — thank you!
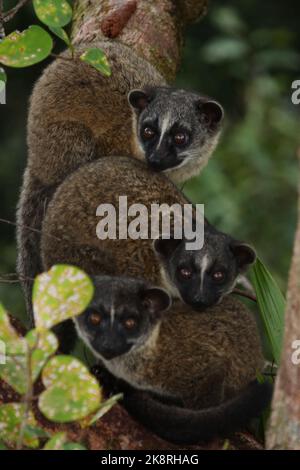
[128,87,224,182]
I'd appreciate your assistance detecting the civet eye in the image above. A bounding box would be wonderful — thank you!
[88,311,102,326]
[123,318,137,330]
[142,127,156,140]
[174,133,187,146]
[178,267,192,280]
[212,271,225,282]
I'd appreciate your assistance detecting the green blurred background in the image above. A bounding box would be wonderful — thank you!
[0,0,299,324]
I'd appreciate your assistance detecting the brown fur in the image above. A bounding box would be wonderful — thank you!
[17,41,165,320]
[103,295,264,409]
[40,157,189,286]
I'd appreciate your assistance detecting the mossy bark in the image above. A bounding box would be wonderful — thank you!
[71,0,208,82]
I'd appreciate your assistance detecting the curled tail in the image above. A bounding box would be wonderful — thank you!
[123,380,273,444]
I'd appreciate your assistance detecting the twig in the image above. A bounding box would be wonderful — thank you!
[0,217,61,241]
[3,0,30,23]
[232,288,257,303]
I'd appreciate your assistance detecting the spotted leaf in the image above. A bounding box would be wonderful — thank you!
[39,356,102,422]
[44,432,86,450]
[26,329,58,382]
[0,26,53,68]
[80,48,111,76]
[0,404,39,449]
[32,265,94,331]
[33,0,73,28]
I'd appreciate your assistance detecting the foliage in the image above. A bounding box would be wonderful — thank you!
[251,259,286,364]
[0,0,110,73]
[0,265,122,450]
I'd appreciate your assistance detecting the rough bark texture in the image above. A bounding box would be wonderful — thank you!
[267,152,300,450]
[71,0,208,82]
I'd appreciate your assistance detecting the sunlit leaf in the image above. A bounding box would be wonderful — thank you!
[88,393,123,426]
[49,26,72,48]
[0,26,53,68]
[39,356,102,422]
[43,432,66,450]
[250,258,286,365]
[32,265,94,330]
[44,432,86,450]
[33,0,72,28]
[0,304,19,343]
[0,403,39,448]
[26,329,58,381]
[80,48,111,76]
[0,321,58,394]
[0,307,28,394]
[63,442,86,450]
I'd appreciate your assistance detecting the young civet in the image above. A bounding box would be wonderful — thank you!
[155,224,256,310]
[128,87,224,182]
[40,157,254,311]
[76,276,272,444]
[17,39,223,322]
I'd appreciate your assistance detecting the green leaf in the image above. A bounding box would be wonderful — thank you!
[0,307,28,394]
[26,329,58,382]
[0,304,20,343]
[80,48,111,76]
[32,264,94,331]
[44,432,66,450]
[212,7,246,36]
[202,37,249,63]
[88,393,123,426]
[250,258,286,365]
[0,26,53,68]
[33,0,73,28]
[44,432,86,450]
[0,323,58,394]
[63,442,87,450]
[49,26,72,48]
[0,403,39,449]
[39,356,102,422]
[24,425,50,439]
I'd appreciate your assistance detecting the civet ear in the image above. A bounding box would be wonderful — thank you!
[141,287,171,314]
[196,99,224,127]
[230,242,257,271]
[128,89,153,111]
[153,237,182,260]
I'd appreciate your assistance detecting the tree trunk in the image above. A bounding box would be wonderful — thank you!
[71,0,208,82]
[267,151,300,449]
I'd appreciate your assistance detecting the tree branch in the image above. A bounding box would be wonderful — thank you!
[3,0,30,23]
[267,149,300,449]
[71,0,208,82]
